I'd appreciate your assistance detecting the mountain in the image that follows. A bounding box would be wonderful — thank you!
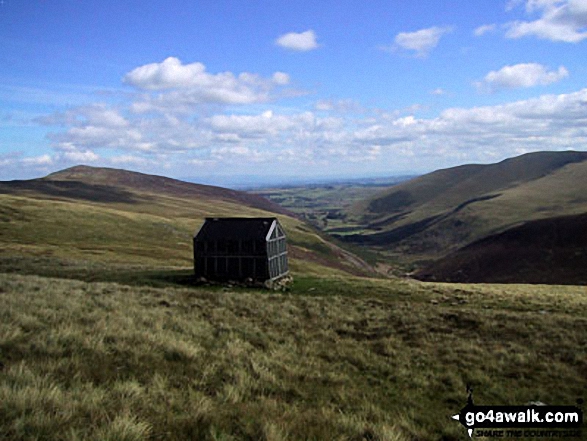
[414,212,587,285]
[34,165,290,215]
[0,165,371,277]
[340,151,587,261]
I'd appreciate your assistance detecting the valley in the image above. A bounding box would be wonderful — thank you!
[259,151,587,283]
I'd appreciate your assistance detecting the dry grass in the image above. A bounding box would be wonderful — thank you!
[1,272,586,440]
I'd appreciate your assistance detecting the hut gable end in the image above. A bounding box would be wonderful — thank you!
[193,217,289,282]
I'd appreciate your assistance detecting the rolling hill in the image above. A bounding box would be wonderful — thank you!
[338,150,587,282]
[43,165,290,215]
[0,165,372,279]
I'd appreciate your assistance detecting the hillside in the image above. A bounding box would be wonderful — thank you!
[0,165,371,278]
[2,271,586,440]
[339,151,587,271]
[24,165,290,215]
[414,212,587,285]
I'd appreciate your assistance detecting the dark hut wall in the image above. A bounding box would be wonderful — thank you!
[193,217,289,282]
[194,238,269,280]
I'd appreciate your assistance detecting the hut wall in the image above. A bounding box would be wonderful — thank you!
[194,238,270,281]
[266,224,288,280]
[193,218,288,282]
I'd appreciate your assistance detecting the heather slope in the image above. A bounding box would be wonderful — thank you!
[414,212,587,285]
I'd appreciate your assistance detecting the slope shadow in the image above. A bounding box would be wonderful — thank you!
[0,180,139,204]
[414,212,587,285]
[0,257,198,289]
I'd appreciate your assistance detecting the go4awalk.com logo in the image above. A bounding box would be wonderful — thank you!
[451,387,583,438]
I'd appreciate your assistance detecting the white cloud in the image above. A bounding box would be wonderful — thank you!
[275,30,319,51]
[506,0,587,42]
[430,88,447,96]
[211,146,266,162]
[474,24,497,36]
[109,154,153,166]
[38,104,128,128]
[22,154,54,166]
[124,57,211,90]
[391,26,453,57]
[41,87,587,170]
[34,49,587,178]
[61,150,99,163]
[124,57,291,106]
[272,72,290,85]
[353,88,587,154]
[207,110,316,140]
[314,98,366,113]
[477,63,569,92]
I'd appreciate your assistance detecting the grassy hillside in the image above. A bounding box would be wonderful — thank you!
[1,272,586,440]
[339,151,587,270]
[0,166,372,278]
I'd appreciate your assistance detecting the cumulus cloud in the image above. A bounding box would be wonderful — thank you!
[474,24,497,36]
[354,88,587,155]
[275,30,319,51]
[211,146,265,162]
[206,110,346,147]
[124,57,291,107]
[390,26,453,57]
[22,154,54,166]
[272,72,290,85]
[39,87,587,174]
[61,149,100,163]
[208,110,298,139]
[477,63,569,92]
[38,104,129,128]
[314,99,366,113]
[430,88,447,96]
[506,0,587,42]
[30,49,587,179]
[109,154,154,166]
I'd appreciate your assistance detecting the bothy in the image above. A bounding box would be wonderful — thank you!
[193,217,289,283]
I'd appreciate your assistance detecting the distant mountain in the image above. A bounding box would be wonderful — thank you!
[337,150,587,283]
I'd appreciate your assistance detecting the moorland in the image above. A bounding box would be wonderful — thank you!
[1,157,586,440]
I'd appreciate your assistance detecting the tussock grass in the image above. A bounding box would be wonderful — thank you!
[1,273,586,440]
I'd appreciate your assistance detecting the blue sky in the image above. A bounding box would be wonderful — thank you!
[1,0,587,184]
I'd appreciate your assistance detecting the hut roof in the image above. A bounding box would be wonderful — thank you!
[194,217,277,241]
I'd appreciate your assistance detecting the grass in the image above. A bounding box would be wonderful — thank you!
[1,271,586,440]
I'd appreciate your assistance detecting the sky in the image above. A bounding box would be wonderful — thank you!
[1,0,587,185]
